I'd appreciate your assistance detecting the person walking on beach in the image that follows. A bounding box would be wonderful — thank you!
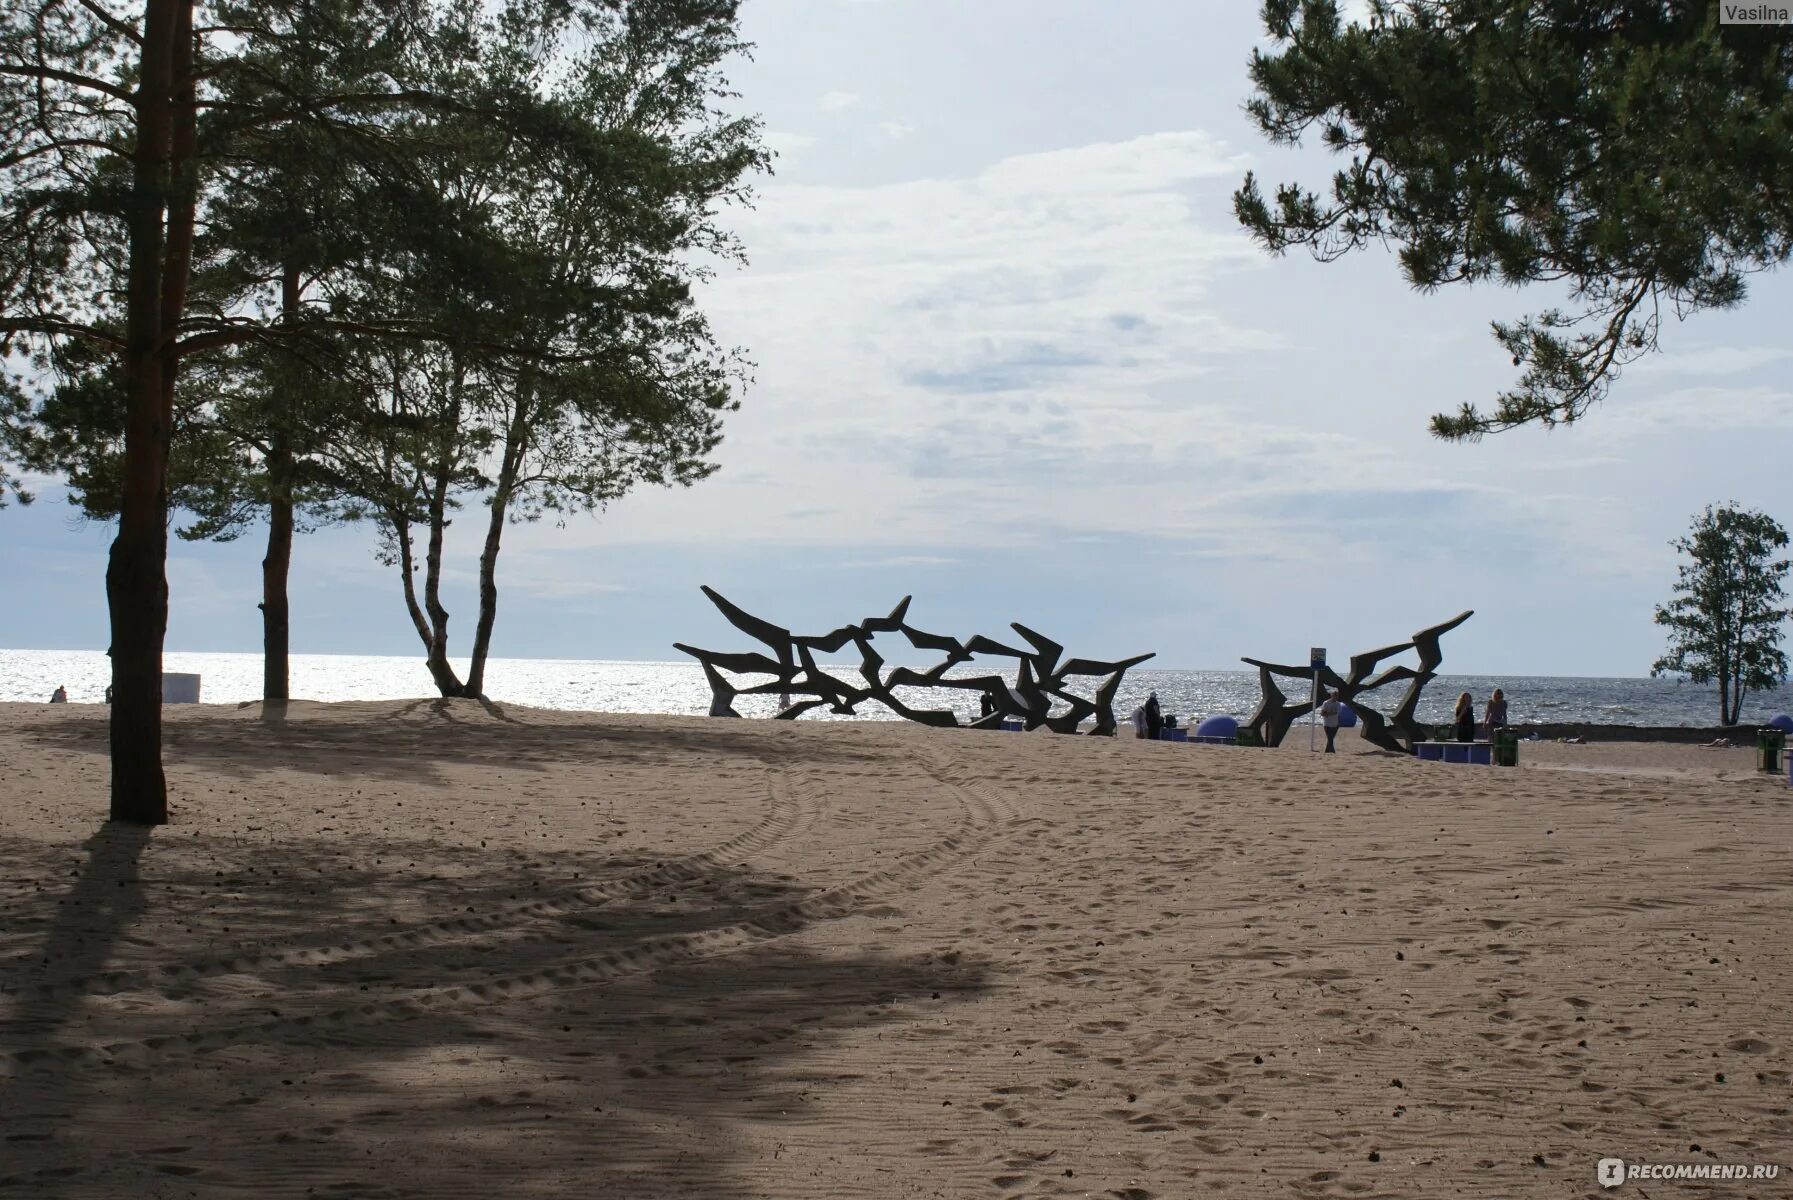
[1484,687,1508,738]
[980,688,996,718]
[1453,691,1477,743]
[1143,691,1163,741]
[1319,689,1341,753]
[49,685,68,704]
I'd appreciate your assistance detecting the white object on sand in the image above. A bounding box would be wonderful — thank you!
[161,673,202,704]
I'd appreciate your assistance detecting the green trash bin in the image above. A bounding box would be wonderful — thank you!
[1493,728,1520,767]
[1759,728,1787,773]
[1235,727,1264,748]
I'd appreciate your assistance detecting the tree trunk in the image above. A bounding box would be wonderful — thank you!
[413,357,467,696]
[392,512,466,696]
[108,458,169,825]
[1730,621,1748,726]
[392,514,431,646]
[463,392,530,700]
[262,445,294,702]
[378,353,465,699]
[107,0,192,825]
[419,450,462,696]
[260,262,302,703]
[461,488,507,700]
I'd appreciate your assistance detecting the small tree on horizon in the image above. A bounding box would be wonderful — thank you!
[1651,504,1790,726]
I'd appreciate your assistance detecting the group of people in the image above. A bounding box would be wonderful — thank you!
[1315,686,1508,753]
[1127,691,1163,739]
[52,684,115,704]
[1453,687,1508,743]
[973,677,1517,749]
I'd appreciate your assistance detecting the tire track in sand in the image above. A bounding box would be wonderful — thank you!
[0,759,816,1011]
[0,743,1012,1077]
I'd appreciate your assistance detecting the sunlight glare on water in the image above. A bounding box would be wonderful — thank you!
[3,649,1789,728]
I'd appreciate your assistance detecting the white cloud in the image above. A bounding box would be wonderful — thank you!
[13,469,69,498]
[520,130,1483,561]
[878,120,916,139]
[1602,383,1793,435]
[762,129,818,158]
[167,553,242,617]
[1627,343,1792,378]
[435,551,629,601]
[820,90,861,111]
[499,122,1781,658]
[837,554,959,568]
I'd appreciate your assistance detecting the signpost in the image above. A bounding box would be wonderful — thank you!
[1309,647,1326,752]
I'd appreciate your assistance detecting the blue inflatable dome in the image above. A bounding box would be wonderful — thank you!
[1194,714,1238,739]
[1336,703,1359,728]
[1768,713,1793,735]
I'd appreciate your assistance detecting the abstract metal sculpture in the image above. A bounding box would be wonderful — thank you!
[675,586,1154,735]
[1242,611,1473,753]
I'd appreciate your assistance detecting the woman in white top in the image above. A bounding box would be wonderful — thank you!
[1484,688,1508,738]
[1320,690,1341,753]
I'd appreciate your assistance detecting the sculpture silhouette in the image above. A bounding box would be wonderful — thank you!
[1242,611,1473,753]
[676,586,1154,735]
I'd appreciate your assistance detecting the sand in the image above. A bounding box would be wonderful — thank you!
[1,699,1789,1198]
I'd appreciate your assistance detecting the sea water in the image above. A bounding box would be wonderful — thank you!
[4,648,1790,728]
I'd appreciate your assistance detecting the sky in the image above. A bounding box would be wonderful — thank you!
[3,0,1791,676]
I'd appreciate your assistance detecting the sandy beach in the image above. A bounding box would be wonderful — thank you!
[2,699,1790,1198]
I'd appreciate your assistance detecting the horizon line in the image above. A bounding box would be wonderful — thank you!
[0,645,1716,683]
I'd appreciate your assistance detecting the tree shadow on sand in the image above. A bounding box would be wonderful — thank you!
[0,822,152,1039]
[18,699,893,790]
[0,828,994,1199]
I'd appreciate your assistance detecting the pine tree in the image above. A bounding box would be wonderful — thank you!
[1235,1,1793,438]
[2,0,763,821]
